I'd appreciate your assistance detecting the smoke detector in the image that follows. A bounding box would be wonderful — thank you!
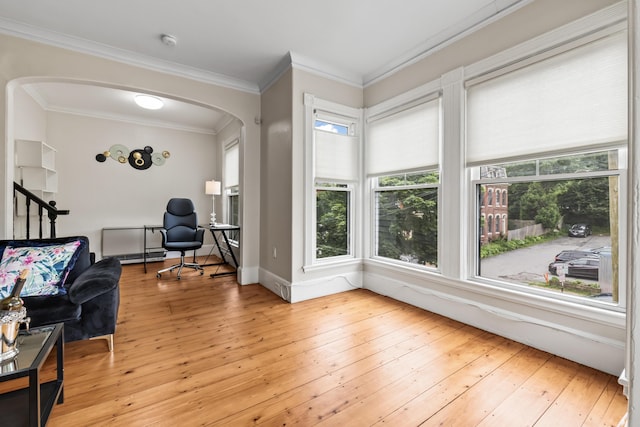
[160,34,177,47]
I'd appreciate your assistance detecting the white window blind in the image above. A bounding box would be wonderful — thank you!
[466,31,627,165]
[366,98,440,176]
[314,130,358,181]
[224,143,239,188]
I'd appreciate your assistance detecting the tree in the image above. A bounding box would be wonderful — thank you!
[557,177,610,227]
[377,186,438,266]
[316,189,348,258]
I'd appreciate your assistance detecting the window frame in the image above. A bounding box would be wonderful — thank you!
[462,15,628,312]
[469,147,627,311]
[314,181,354,262]
[303,94,362,270]
[370,171,440,270]
[223,139,240,244]
[365,88,443,271]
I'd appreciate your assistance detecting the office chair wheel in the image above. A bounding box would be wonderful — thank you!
[156,273,161,278]
[200,271,204,275]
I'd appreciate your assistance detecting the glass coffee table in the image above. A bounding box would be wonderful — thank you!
[0,323,64,426]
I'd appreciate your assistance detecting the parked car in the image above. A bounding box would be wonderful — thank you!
[553,249,599,263]
[548,257,599,280]
[568,223,592,237]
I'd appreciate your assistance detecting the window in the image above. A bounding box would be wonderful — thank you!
[367,96,441,268]
[316,183,351,259]
[474,150,624,306]
[224,141,239,242]
[374,171,439,267]
[466,28,627,309]
[306,98,360,264]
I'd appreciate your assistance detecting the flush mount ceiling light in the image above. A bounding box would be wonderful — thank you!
[134,94,164,110]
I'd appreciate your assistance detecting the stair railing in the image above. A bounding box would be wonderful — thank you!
[13,181,70,238]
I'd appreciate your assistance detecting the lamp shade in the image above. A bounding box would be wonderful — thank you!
[205,180,222,195]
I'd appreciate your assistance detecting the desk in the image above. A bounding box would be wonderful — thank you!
[209,224,240,278]
[0,324,64,427]
[143,225,165,273]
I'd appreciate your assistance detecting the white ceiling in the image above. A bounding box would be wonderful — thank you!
[0,0,529,132]
[21,82,234,135]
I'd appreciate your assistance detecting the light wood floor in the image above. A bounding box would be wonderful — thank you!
[27,258,629,425]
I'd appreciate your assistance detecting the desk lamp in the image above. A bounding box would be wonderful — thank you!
[205,180,222,225]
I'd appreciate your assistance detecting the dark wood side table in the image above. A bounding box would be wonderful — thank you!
[0,323,64,426]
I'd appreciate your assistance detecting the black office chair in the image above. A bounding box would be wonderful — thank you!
[156,198,205,279]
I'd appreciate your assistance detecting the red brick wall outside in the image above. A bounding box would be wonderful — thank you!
[480,184,509,244]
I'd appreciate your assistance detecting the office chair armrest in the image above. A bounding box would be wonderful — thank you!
[196,227,205,242]
[159,228,168,245]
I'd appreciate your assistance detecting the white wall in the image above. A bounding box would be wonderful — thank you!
[258,67,366,301]
[13,86,46,141]
[260,69,293,283]
[11,86,47,238]
[46,111,217,259]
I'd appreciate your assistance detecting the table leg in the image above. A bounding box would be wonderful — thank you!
[28,368,40,427]
[57,329,64,404]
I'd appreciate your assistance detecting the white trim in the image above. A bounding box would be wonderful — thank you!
[627,1,638,424]
[363,257,625,329]
[260,265,363,303]
[365,80,441,120]
[238,265,259,286]
[290,52,363,89]
[363,0,534,87]
[303,93,362,268]
[464,1,627,82]
[290,271,363,303]
[259,267,292,301]
[302,258,362,273]
[440,67,466,280]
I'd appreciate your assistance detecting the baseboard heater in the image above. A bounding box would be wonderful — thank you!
[101,227,166,264]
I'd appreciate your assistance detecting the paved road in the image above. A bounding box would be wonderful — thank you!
[480,234,611,284]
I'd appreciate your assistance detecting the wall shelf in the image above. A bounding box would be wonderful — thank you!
[14,139,58,217]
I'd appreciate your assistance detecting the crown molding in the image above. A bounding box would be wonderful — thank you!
[258,52,295,93]
[0,17,261,95]
[363,0,533,87]
[288,51,363,88]
[259,51,365,93]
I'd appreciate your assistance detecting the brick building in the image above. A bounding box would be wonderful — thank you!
[480,166,509,244]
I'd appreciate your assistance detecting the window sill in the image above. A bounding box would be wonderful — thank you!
[302,257,362,273]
